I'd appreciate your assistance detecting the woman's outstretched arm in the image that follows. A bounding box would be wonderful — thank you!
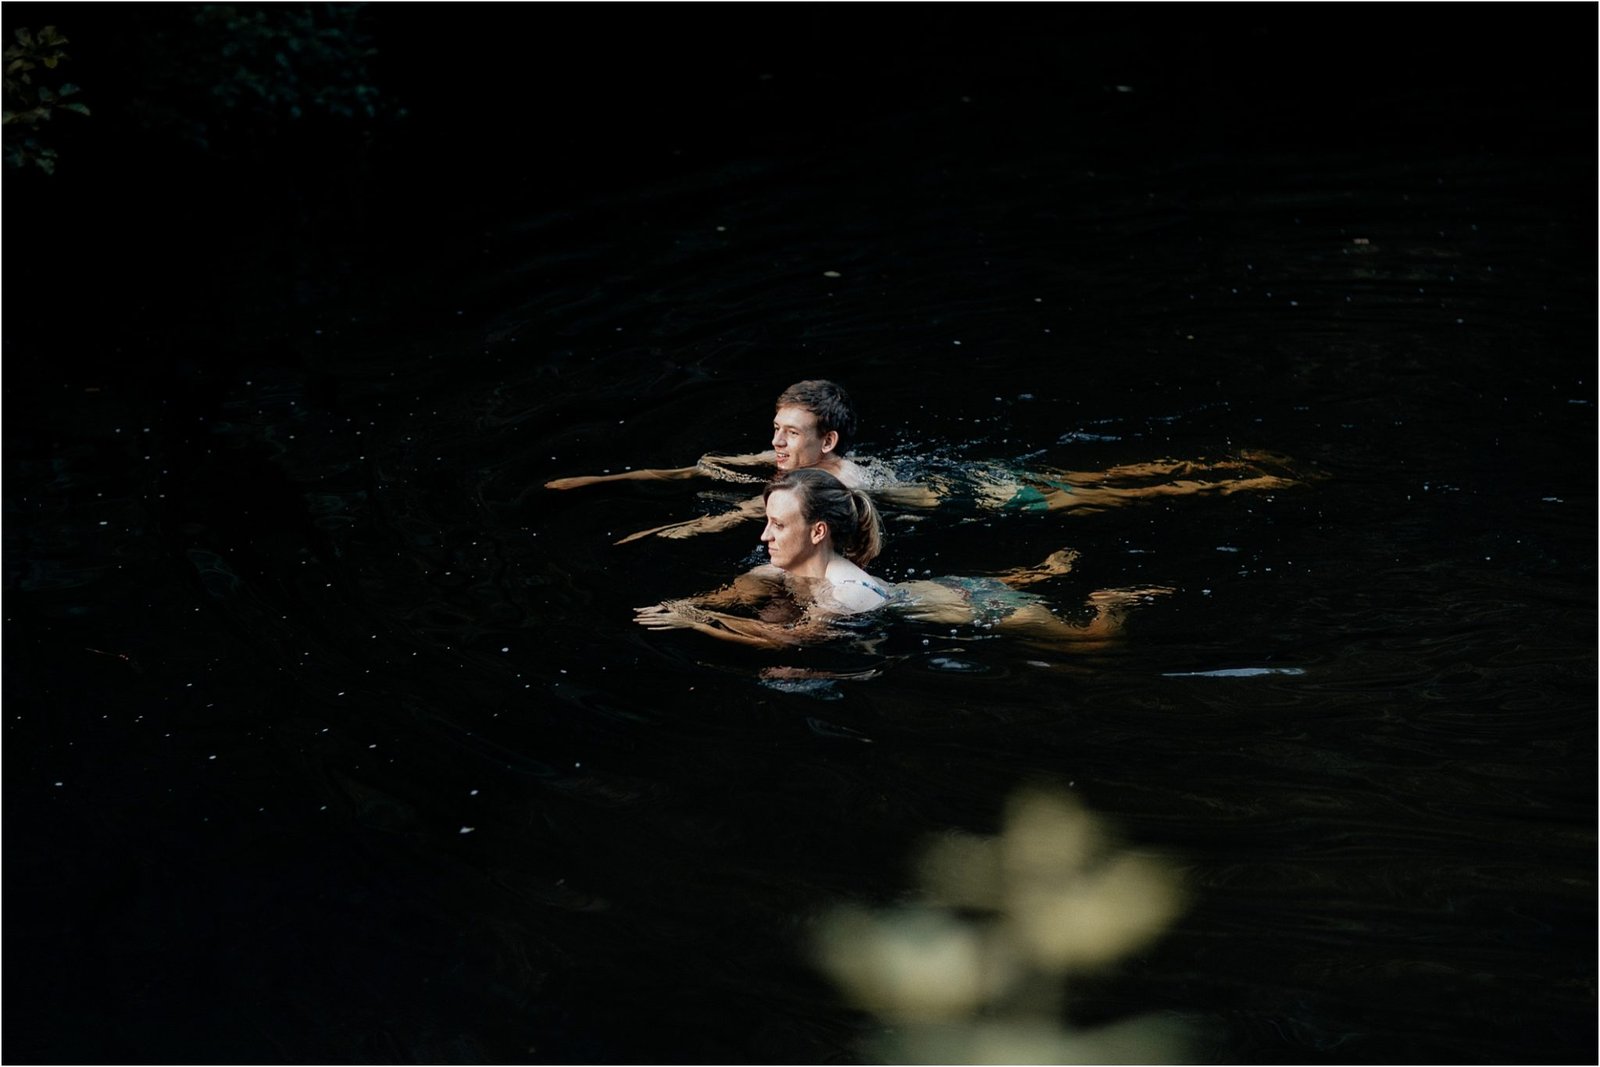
[615,495,766,544]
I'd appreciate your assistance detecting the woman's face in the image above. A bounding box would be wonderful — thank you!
[761,488,823,570]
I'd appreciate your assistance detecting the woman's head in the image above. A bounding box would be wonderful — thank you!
[762,468,883,568]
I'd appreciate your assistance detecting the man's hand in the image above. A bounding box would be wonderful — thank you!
[545,474,611,490]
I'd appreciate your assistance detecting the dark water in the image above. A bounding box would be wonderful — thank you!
[6,11,1595,1065]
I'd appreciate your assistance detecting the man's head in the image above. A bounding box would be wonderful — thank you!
[771,380,857,473]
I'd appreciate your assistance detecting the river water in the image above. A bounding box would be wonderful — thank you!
[6,16,1595,1064]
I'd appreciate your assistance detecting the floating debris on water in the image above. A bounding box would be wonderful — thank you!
[1162,667,1306,678]
[928,657,986,673]
[761,676,842,699]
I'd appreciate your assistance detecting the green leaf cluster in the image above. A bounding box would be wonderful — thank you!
[193,4,384,124]
[3,25,90,173]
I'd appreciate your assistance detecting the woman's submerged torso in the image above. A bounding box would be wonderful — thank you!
[752,563,1039,631]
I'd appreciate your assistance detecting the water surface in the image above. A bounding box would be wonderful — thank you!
[5,30,1594,1064]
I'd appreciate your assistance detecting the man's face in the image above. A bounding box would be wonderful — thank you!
[772,404,835,472]
[760,488,822,570]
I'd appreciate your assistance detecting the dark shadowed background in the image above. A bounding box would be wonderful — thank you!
[5,4,1595,1064]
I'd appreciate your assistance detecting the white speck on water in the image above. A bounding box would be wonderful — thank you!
[822,270,841,278]
[208,755,217,760]
[54,781,63,787]
[459,826,475,834]
[501,647,509,653]
[470,789,479,796]
[952,340,962,346]
[1164,667,1307,678]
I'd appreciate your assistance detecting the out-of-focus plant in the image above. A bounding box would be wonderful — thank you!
[3,25,90,173]
[192,4,382,124]
[813,787,1193,1064]
[119,3,398,156]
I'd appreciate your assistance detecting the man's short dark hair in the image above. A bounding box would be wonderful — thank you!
[776,380,858,454]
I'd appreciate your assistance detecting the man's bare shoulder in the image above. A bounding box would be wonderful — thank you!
[834,455,906,491]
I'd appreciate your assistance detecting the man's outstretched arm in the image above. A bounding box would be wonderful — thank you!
[545,452,774,491]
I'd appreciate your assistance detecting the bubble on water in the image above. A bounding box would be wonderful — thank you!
[929,657,988,673]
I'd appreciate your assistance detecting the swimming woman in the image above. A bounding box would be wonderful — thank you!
[633,467,1168,650]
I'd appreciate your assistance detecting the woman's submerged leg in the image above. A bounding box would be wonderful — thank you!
[996,587,1173,646]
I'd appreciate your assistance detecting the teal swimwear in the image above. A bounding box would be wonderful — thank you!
[930,576,1043,625]
[889,458,1074,513]
[1002,475,1074,512]
[836,577,890,601]
[869,576,1044,627]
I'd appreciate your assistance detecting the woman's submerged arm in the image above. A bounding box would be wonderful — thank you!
[634,568,840,649]
[614,495,766,544]
[688,566,785,608]
[634,601,834,649]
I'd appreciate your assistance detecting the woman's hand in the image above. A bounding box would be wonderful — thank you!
[633,601,710,630]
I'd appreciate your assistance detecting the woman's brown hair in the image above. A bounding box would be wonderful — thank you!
[764,468,882,565]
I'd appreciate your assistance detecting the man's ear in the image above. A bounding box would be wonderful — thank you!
[810,521,828,546]
[820,430,839,454]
